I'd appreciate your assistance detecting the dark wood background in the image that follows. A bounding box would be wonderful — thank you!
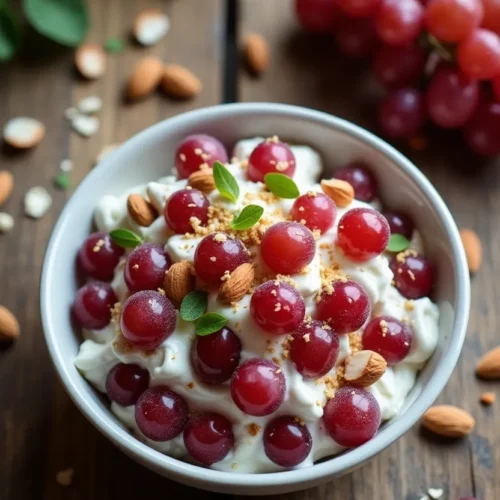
[1,1,499,499]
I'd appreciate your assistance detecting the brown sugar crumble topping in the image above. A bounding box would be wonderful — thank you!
[248,423,261,436]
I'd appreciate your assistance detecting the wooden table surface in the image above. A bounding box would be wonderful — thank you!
[1,1,499,499]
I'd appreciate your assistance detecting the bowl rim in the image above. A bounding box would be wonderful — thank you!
[41,102,470,490]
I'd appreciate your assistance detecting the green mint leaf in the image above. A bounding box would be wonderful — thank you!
[230,204,264,231]
[109,228,143,249]
[213,161,239,203]
[104,37,124,54]
[54,172,70,190]
[23,0,89,47]
[195,312,227,336]
[264,173,300,199]
[180,291,208,322]
[387,234,410,253]
[0,7,22,61]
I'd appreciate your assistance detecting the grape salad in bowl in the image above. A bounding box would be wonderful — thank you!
[41,103,469,494]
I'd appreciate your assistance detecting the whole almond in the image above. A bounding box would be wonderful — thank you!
[0,171,14,206]
[0,305,20,341]
[161,64,202,99]
[344,350,387,387]
[321,179,354,208]
[188,169,216,193]
[127,194,158,227]
[164,261,195,307]
[219,263,255,304]
[75,44,106,79]
[476,346,500,379]
[460,228,482,273]
[127,56,164,100]
[243,33,270,75]
[422,405,475,438]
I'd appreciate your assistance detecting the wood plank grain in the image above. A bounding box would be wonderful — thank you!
[239,1,500,499]
[0,1,223,499]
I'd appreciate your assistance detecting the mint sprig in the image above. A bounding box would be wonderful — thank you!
[195,312,227,336]
[264,173,300,199]
[109,228,143,249]
[213,161,240,203]
[180,291,208,322]
[387,234,410,253]
[230,204,264,231]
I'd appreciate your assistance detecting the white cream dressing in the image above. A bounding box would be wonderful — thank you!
[74,138,439,473]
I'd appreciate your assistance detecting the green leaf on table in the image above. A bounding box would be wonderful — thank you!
[195,312,227,336]
[54,172,70,190]
[23,0,89,47]
[387,234,410,253]
[103,37,124,54]
[0,7,22,62]
[180,291,208,322]
[230,204,264,231]
[213,161,239,203]
[109,228,143,249]
[264,173,300,199]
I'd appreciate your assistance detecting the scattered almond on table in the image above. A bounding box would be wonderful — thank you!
[243,33,270,76]
[0,305,20,341]
[3,117,45,149]
[126,56,164,101]
[480,392,496,405]
[75,44,106,79]
[24,187,52,219]
[421,405,475,438]
[161,64,202,100]
[77,96,102,114]
[476,346,500,379]
[460,228,482,274]
[133,8,170,46]
[0,213,14,233]
[0,170,14,206]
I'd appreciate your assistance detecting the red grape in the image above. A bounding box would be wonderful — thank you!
[457,29,500,80]
[194,232,250,287]
[72,282,117,330]
[250,281,306,335]
[230,358,286,416]
[334,163,377,202]
[247,139,296,182]
[372,44,427,89]
[183,413,234,465]
[295,0,339,32]
[175,135,228,180]
[323,386,381,447]
[426,0,483,43]
[336,17,378,58]
[106,363,150,406]
[382,211,414,239]
[375,0,424,46]
[390,251,434,298]
[135,386,188,441]
[78,232,124,281]
[264,416,312,467]
[336,0,382,17]
[482,0,500,33]
[426,65,479,128]
[290,192,336,234]
[164,188,210,234]
[379,88,426,139]
[260,222,316,275]
[463,99,500,155]
[337,208,390,261]
[290,320,340,378]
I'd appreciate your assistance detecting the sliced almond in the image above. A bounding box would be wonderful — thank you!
[161,64,202,100]
[187,169,216,193]
[75,44,106,79]
[164,261,195,307]
[127,194,158,227]
[321,178,354,208]
[0,305,20,341]
[460,228,482,273]
[218,263,255,304]
[243,33,270,75]
[134,9,170,46]
[344,350,387,387]
[3,117,45,149]
[476,346,500,379]
[77,96,102,114]
[24,186,52,219]
[421,405,475,438]
[0,212,14,233]
[127,56,164,101]
[71,115,100,137]
[0,170,14,206]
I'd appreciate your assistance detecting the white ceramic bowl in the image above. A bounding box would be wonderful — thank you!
[41,103,470,495]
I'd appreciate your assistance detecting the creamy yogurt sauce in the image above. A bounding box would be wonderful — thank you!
[74,138,439,473]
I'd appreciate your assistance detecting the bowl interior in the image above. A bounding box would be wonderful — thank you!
[41,103,469,494]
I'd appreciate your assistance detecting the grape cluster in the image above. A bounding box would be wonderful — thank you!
[295,0,500,156]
